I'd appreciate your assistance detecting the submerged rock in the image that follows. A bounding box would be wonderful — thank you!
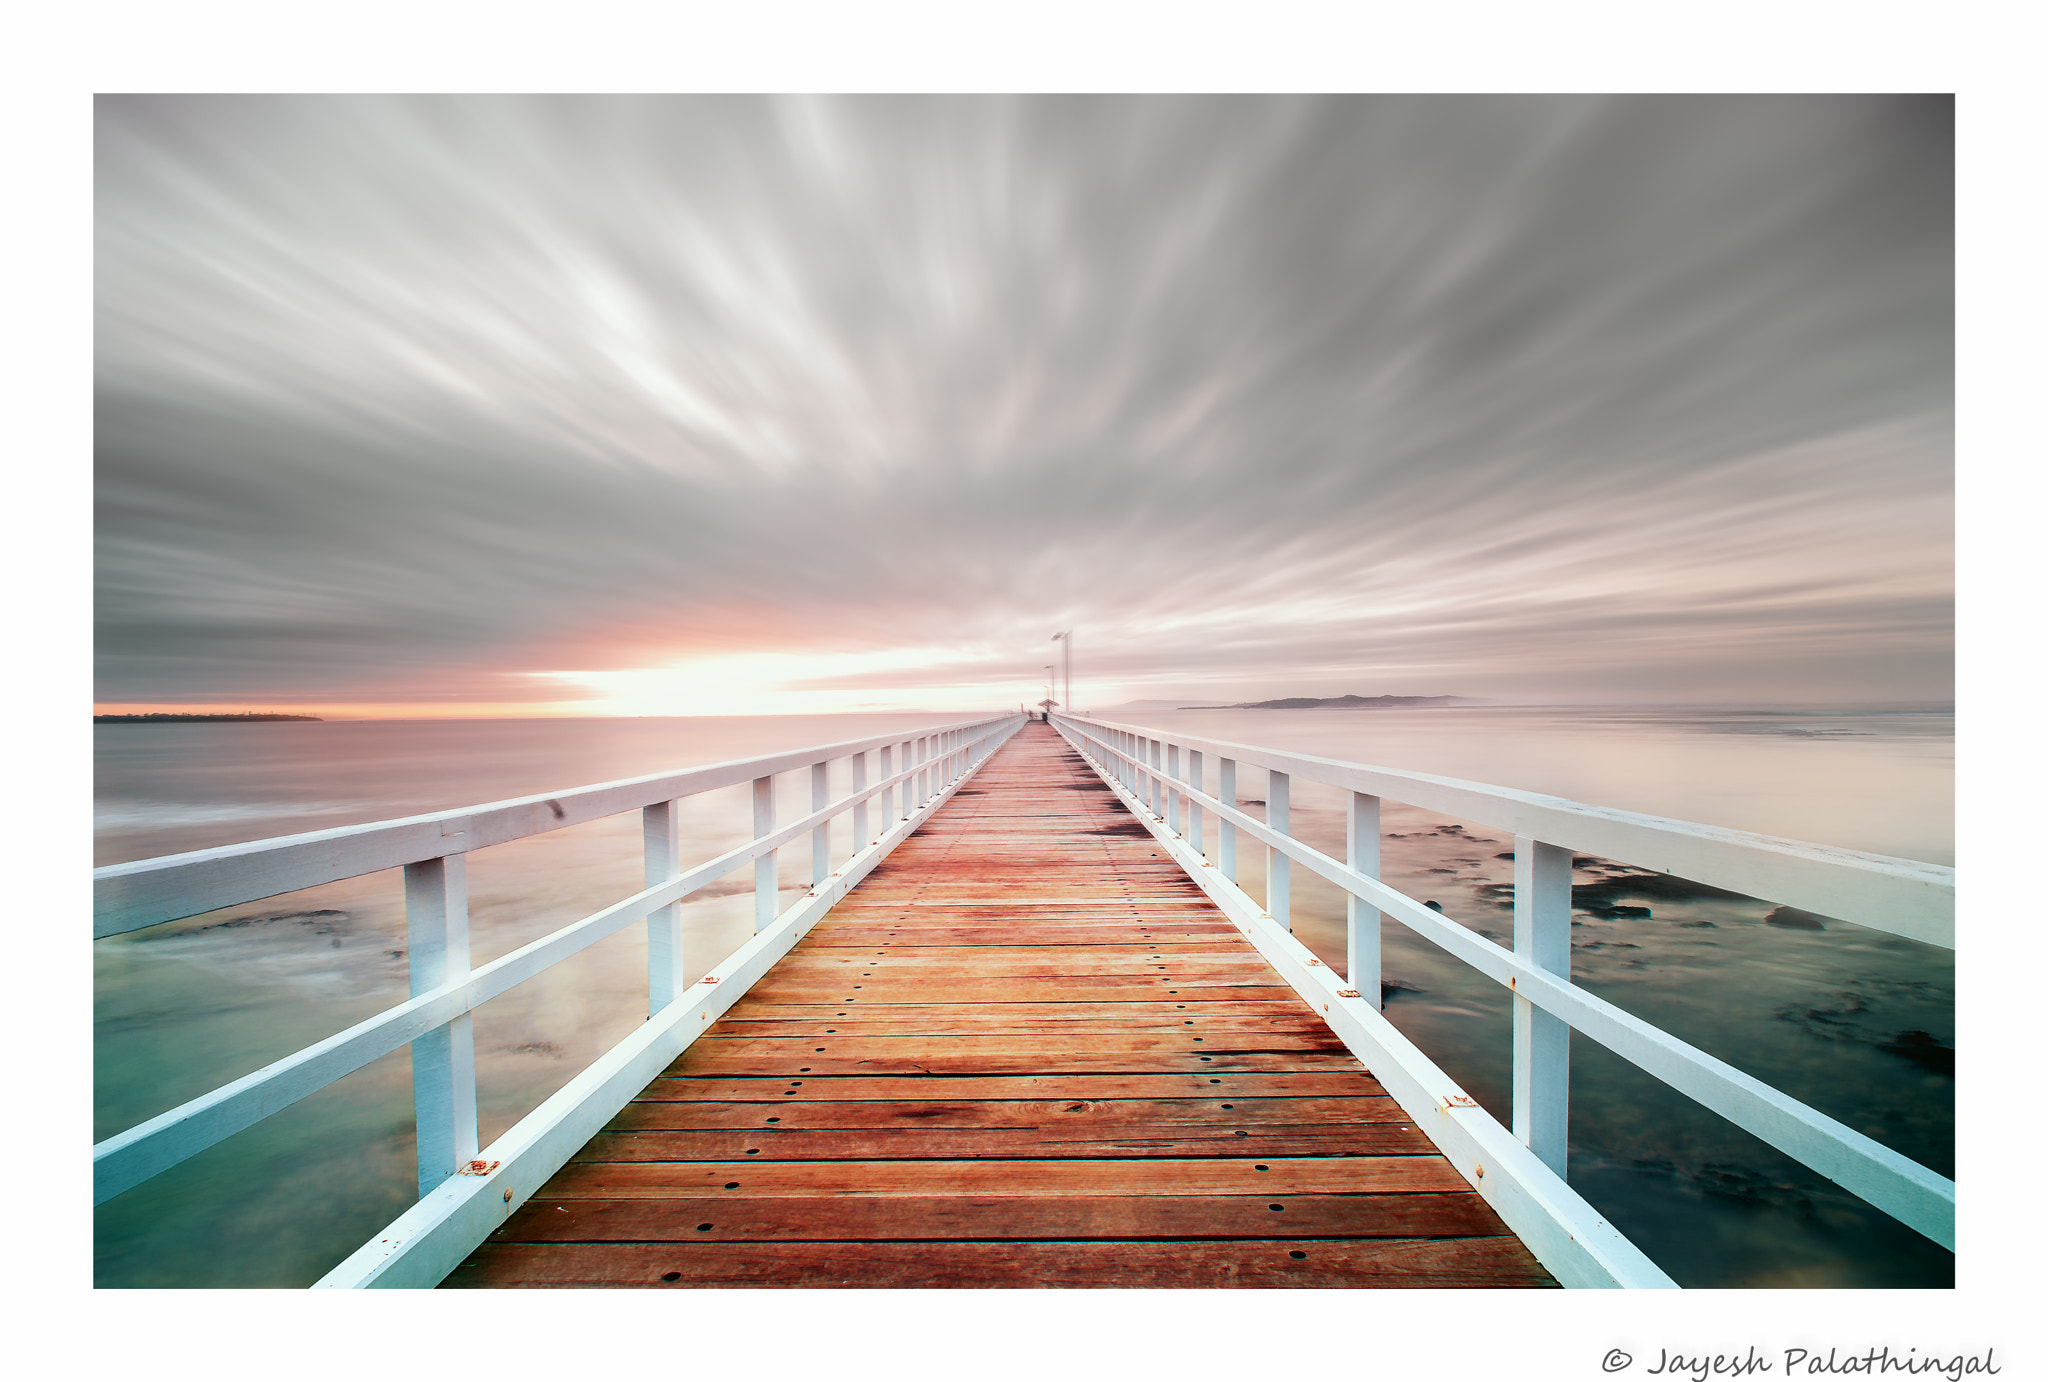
[1878,1029,1954,1077]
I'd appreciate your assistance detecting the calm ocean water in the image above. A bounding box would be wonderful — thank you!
[94,705,1953,1288]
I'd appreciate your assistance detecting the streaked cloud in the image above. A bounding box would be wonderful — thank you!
[95,95,1952,713]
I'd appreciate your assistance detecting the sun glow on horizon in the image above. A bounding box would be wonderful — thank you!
[528,646,1033,718]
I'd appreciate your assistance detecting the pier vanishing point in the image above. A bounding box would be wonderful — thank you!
[93,713,1956,1288]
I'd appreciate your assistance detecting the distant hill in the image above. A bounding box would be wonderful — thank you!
[1203,694,1476,710]
[95,712,324,723]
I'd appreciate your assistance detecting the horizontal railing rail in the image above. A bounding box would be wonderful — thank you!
[95,722,1027,938]
[94,714,1027,1274]
[1052,712,1954,1268]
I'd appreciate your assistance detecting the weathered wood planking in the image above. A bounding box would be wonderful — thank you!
[446,722,1555,1289]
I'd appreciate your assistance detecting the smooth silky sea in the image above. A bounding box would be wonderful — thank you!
[94,705,1953,1288]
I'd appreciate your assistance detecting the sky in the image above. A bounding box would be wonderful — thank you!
[94,94,1953,717]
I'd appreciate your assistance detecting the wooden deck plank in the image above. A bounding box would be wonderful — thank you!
[573,1129,1433,1160]
[603,1095,1412,1129]
[471,1193,1510,1242]
[635,1072,1394,1101]
[446,722,1552,1289]
[447,1238,1554,1289]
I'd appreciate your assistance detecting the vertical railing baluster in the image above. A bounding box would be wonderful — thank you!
[1513,836,1573,1176]
[811,760,830,888]
[852,749,869,847]
[1187,750,1204,860]
[1267,770,1290,928]
[1219,757,1237,882]
[404,850,476,1197]
[644,800,683,1016]
[753,774,777,931]
[1347,791,1382,1008]
[881,744,896,825]
[1167,743,1181,836]
[1148,738,1161,814]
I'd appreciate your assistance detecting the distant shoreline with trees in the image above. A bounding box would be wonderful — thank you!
[1178,694,1476,710]
[94,713,324,723]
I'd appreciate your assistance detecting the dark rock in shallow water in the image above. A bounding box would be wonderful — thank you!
[1494,851,1515,860]
[1878,1029,1954,1077]
[1690,1163,1818,1221]
[1573,872,1749,907]
[1764,905,1831,931]
[164,907,351,938]
[1423,900,1443,911]
[1580,903,1653,920]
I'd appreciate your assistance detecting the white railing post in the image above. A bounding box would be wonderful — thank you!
[644,800,683,1016]
[1167,743,1181,836]
[880,744,896,824]
[1148,738,1162,814]
[811,760,830,887]
[1347,791,1382,1007]
[1219,757,1237,882]
[915,735,927,806]
[752,775,777,931]
[1187,750,1204,859]
[403,852,476,1198]
[1514,836,1574,1176]
[852,750,870,846]
[1267,770,1290,929]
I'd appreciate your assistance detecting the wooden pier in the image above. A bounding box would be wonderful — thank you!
[447,723,1553,1288]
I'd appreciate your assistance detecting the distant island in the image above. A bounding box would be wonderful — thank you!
[1180,694,1477,710]
[94,712,324,723]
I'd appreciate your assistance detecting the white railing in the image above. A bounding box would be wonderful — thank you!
[1052,712,1954,1287]
[94,712,1026,1287]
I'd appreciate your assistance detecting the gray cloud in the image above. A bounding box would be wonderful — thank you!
[95,95,1952,708]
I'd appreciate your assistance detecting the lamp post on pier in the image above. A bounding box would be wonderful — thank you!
[1051,630,1072,716]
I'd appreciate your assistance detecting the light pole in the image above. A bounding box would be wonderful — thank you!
[1051,630,1072,717]
[1043,664,1056,721]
